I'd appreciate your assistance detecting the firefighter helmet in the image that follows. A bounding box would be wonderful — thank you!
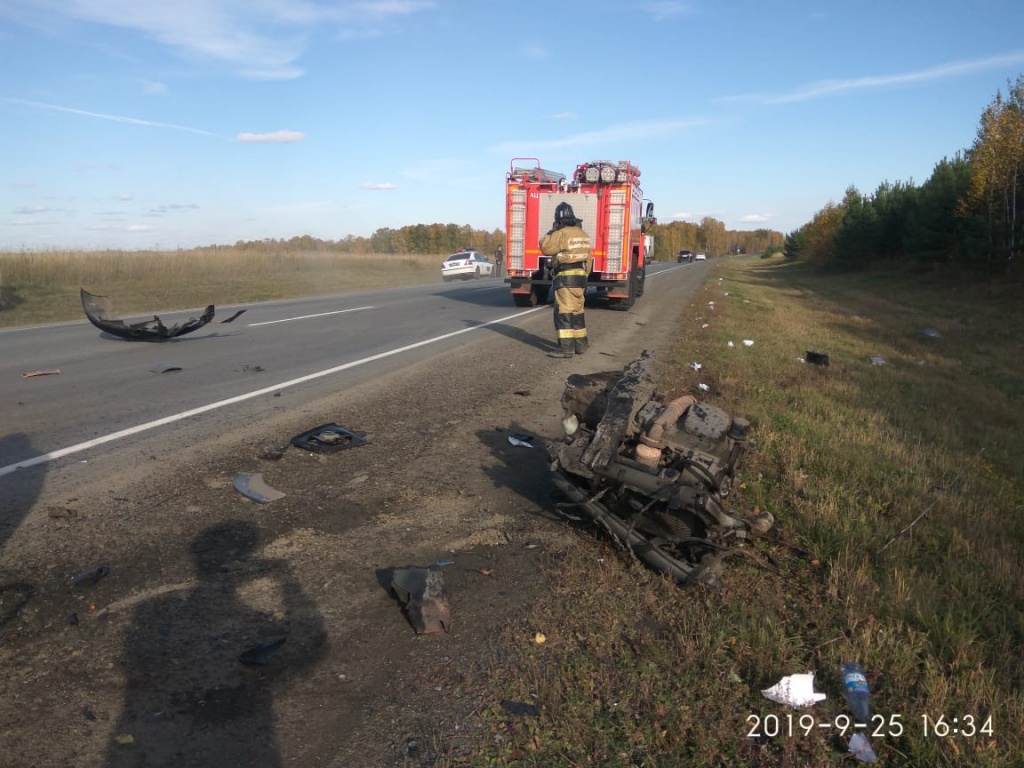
[554,202,582,228]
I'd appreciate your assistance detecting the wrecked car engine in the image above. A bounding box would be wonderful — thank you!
[547,351,773,588]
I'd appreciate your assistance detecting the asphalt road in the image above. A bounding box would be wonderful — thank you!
[0,260,706,496]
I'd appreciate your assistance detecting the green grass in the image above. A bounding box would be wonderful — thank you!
[0,247,444,327]
[445,259,1024,767]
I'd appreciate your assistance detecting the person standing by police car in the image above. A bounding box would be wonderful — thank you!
[540,202,592,357]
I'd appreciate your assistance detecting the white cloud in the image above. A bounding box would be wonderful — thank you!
[641,2,691,22]
[726,50,1024,105]
[491,117,709,154]
[740,213,772,223]
[117,193,133,200]
[1,97,221,136]
[11,0,437,79]
[140,79,168,95]
[126,224,151,232]
[236,129,305,143]
[13,205,50,214]
[359,182,397,190]
[548,111,577,120]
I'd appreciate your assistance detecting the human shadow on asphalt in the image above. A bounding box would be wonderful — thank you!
[0,435,45,631]
[0,434,46,555]
[461,318,555,353]
[106,520,327,768]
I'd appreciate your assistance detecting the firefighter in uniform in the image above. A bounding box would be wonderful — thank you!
[540,202,592,357]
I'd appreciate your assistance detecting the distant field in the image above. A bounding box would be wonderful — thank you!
[0,248,444,328]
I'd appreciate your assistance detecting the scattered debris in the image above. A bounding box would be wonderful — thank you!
[533,632,546,644]
[919,328,943,338]
[761,673,827,708]
[848,733,878,762]
[870,357,887,366]
[513,389,532,396]
[742,339,754,347]
[689,361,702,371]
[727,341,734,348]
[290,423,368,453]
[698,383,710,392]
[81,288,214,341]
[878,503,935,554]
[500,700,539,717]
[238,637,287,665]
[434,559,455,568]
[220,309,247,324]
[477,568,494,576]
[149,363,182,374]
[72,565,110,587]
[549,351,775,588]
[232,472,286,503]
[237,364,265,373]
[804,351,830,366]
[507,433,534,448]
[113,734,135,746]
[701,323,710,329]
[20,369,62,378]
[390,566,451,635]
[68,612,79,625]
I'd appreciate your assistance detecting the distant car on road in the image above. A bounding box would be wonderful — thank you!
[677,250,694,263]
[695,252,707,261]
[442,250,494,282]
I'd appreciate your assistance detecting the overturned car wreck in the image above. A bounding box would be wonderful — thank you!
[81,288,215,340]
[548,351,774,588]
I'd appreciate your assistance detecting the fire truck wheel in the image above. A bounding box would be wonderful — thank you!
[636,265,646,297]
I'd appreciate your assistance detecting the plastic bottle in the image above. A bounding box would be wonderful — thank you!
[840,662,873,724]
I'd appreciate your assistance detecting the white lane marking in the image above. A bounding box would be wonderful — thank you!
[247,306,374,327]
[0,305,547,478]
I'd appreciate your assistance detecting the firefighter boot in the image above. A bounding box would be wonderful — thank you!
[548,340,575,359]
[574,336,589,355]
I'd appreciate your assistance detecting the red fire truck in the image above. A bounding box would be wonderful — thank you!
[504,158,655,309]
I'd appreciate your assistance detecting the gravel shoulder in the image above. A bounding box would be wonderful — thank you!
[0,269,705,767]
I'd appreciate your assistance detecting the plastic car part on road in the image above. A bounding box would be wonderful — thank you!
[81,288,215,341]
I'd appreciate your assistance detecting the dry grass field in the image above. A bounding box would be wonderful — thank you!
[0,248,443,327]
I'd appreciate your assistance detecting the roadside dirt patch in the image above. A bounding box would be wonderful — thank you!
[0,277,701,767]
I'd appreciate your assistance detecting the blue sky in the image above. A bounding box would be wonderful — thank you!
[2,1,1023,251]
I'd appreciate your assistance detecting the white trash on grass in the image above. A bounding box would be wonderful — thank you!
[761,673,827,708]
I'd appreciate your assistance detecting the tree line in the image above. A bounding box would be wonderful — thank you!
[648,218,784,260]
[785,74,1024,281]
[229,218,783,262]
[233,224,505,257]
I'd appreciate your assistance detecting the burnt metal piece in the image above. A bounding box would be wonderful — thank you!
[550,351,773,588]
[805,351,830,366]
[221,309,247,323]
[290,423,368,453]
[81,288,214,341]
[390,566,451,635]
